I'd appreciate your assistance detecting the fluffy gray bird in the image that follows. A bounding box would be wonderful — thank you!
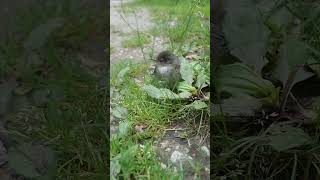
[154,51,181,89]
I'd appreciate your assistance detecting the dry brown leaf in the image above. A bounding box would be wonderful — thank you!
[134,123,147,133]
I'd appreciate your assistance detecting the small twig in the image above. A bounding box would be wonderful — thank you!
[200,132,209,145]
[196,111,204,136]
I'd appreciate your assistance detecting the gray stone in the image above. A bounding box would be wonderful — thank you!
[201,146,210,156]
[170,150,192,164]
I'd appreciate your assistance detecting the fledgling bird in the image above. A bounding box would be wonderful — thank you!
[153,51,181,89]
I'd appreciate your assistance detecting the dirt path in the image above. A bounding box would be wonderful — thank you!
[110,0,167,64]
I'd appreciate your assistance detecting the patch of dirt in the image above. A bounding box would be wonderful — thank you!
[154,121,210,179]
[110,0,169,64]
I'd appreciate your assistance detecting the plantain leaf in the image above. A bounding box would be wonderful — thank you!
[142,85,182,99]
[218,63,277,99]
[177,81,197,93]
[111,106,127,119]
[117,67,130,84]
[180,58,194,85]
[195,69,208,89]
[188,100,208,110]
[272,38,313,85]
[213,95,262,117]
[178,91,192,99]
[268,7,294,30]
[223,0,270,74]
[118,121,131,138]
[266,124,311,151]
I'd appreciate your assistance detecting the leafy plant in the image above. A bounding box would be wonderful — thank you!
[217,63,280,107]
[216,0,318,114]
[214,122,315,178]
[142,57,209,104]
[212,0,320,179]
[223,0,270,74]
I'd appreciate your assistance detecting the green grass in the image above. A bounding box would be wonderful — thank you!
[110,61,185,179]
[0,0,108,179]
[110,57,210,178]
[111,61,184,134]
[128,0,210,54]
[122,35,151,48]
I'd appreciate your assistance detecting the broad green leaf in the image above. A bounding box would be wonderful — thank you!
[177,81,197,93]
[272,38,313,85]
[117,67,130,84]
[192,62,202,75]
[118,121,131,138]
[178,91,192,99]
[112,106,128,119]
[180,58,194,85]
[195,69,208,89]
[8,143,56,178]
[118,145,138,177]
[266,125,311,151]
[141,85,181,99]
[218,63,277,99]
[268,7,294,30]
[223,0,270,73]
[142,85,162,99]
[213,95,262,116]
[189,100,208,110]
[24,18,64,51]
[157,88,180,99]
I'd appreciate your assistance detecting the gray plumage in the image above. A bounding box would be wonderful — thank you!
[154,51,181,89]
